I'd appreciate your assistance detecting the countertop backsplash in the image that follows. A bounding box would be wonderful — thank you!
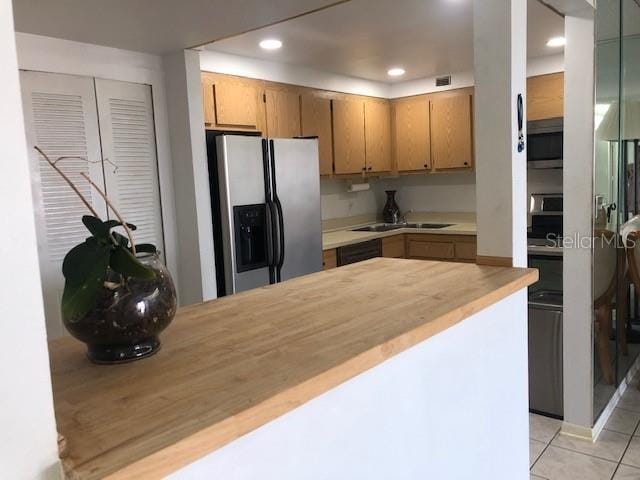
[320,171,476,221]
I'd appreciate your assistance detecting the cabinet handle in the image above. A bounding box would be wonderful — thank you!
[464,162,468,166]
[423,164,428,168]
[368,166,372,171]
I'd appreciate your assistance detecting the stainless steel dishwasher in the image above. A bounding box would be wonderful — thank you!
[528,289,563,418]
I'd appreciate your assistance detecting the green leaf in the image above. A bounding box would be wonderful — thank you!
[62,240,111,285]
[110,245,155,280]
[61,252,110,321]
[135,243,157,254]
[111,231,129,248]
[103,220,137,231]
[82,215,109,239]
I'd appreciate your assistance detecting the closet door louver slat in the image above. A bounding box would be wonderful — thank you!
[20,71,107,339]
[95,79,165,257]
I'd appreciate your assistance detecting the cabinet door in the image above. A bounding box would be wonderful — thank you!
[332,98,366,174]
[393,96,431,171]
[527,73,564,121]
[431,92,473,170]
[454,241,477,262]
[407,239,455,259]
[364,99,391,173]
[265,88,301,138]
[214,77,260,129]
[382,235,405,258]
[95,79,165,255]
[201,72,216,126]
[20,71,108,339]
[301,93,333,175]
[323,249,337,270]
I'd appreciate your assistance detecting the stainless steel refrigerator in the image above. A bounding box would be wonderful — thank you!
[206,132,323,296]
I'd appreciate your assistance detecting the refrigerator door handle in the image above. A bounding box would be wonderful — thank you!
[265,200,277,267]
[274,195,285,274]
[262,138,277,284]
[269,140,285,282]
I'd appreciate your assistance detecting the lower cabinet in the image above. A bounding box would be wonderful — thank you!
[406,234,477,263]
[382,235,406,258]
[323,234,476,269]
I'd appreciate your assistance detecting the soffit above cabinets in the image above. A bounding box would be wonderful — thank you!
[205,0,564,84]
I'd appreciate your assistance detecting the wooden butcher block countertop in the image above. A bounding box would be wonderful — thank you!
[48,258,538,479]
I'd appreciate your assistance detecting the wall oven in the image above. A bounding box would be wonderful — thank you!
[527,117,563,169]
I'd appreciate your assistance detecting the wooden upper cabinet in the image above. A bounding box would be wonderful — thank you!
[364,99,391,173]
[393,96,431,171]
[430,91,473,170]
[301,93,333,175]
[201,73,216,126]
[527,73,564,121]
[264,87,301,138]
[332,98,366,174]
[214,78,259,128]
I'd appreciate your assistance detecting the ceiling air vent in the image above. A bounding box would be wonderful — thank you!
[435,75,452,87]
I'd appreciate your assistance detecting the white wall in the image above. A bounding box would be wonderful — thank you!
[320,178,379,220]
[163,50,217,304]
[387,71,475,99]
[170,290,530,480]
[563,11,596,430]
[202,49,564,100]
[320,169,562,222]
[320,173,477,220]
[14,32,181,298]
[380,173,477,214]
[200,50,390,98]
[473,0,528,267]
[0,3,60,478]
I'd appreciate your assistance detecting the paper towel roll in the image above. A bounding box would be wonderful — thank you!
[347,182,370,193]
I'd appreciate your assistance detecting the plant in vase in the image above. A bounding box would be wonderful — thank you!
[35,147,177,364]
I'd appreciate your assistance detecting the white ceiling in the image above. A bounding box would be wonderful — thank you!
[205,0,565,83]
[11,0,344,54]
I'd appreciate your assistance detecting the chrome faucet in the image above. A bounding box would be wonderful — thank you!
[393,209,412,225]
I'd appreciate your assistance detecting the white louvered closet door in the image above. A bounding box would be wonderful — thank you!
[20,71,108,339]
[95,79,165,257]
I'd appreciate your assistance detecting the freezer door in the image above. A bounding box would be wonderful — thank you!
[270,138,323,281]
[216,135,271,294]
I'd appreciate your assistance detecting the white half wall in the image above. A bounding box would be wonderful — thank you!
[0,3,59,478]
[14,32,181,298]
[170,290,529,480]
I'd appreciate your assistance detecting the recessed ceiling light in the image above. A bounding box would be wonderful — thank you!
[387,67,406,77]
[259,39,282,50]
[546,36,566,48]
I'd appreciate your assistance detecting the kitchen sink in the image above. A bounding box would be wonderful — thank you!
[404,223,453,229]
[352,224,404,232]
[351,223,453,232]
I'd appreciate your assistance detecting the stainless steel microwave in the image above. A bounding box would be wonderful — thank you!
[527,117,563,169]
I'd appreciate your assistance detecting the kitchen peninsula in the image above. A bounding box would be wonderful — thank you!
[49,258,537,479]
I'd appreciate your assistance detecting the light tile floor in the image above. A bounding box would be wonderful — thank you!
[530,384,640,479]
